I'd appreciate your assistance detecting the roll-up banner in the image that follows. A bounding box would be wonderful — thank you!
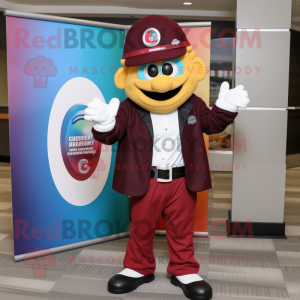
[6,10,210,261]
[6,11,130,261]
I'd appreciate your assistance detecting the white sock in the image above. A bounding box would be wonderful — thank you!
[176,274,204,284]
[118,268,145,278]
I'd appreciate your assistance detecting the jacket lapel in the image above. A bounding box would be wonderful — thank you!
[136,107,154,140]
[178,102,193,140]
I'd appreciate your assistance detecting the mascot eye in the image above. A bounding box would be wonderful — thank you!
[144,64,159,80]
[138,63,159,80]
[161,61,178,77]
[162,63,173,75]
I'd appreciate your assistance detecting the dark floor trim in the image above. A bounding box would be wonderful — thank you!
[0,156,10,163]
[227,210,286,239]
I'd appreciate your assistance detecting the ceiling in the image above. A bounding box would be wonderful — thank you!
[0,0,299,25]
[0,0,236,20]
[1,0,237,11]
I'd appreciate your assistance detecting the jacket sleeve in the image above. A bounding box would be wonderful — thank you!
[198,98,238,135]
[92,100,128,145]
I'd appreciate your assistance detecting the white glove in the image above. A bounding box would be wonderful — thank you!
[215,82,250,113]
[84,97,120,132]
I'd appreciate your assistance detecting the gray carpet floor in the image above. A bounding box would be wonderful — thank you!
[0,162,300,300]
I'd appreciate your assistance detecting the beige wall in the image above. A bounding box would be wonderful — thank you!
[0,51,8,106]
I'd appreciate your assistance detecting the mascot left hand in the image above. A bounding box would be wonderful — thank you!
[216,81,250,112]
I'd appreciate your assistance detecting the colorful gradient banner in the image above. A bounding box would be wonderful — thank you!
[6,16,129,257]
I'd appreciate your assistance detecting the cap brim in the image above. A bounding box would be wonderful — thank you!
[125,47,187,67]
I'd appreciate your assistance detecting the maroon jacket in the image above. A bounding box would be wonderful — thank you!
[92,94,237,197]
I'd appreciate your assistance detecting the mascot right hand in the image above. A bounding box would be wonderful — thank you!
[84,97,120,132]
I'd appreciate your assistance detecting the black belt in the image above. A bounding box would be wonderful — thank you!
[150,166,185,182]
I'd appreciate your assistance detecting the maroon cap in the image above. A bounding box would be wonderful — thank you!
[123,15,190,67]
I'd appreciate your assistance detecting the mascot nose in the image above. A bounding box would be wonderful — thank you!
[151,75,172,93]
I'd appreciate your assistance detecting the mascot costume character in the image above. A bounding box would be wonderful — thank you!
[84,15,249,300]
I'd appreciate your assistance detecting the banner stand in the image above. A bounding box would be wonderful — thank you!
[14,232,129,262]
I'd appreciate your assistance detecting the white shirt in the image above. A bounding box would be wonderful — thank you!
[150,109,184,168]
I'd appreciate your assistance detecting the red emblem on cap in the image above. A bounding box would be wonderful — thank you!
[143,28,161,47]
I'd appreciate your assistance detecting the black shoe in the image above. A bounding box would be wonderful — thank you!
[171,275,213,300]
[107,274,155,294]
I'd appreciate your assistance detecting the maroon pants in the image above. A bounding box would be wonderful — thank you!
[124,177,199,276]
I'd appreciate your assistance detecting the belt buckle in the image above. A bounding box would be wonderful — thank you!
[157,166,172,183]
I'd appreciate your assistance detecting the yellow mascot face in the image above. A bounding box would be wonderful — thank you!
[114,46,206,114]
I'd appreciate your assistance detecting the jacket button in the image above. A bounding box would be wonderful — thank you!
[149,144,152,148]
[146,162,150,165]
